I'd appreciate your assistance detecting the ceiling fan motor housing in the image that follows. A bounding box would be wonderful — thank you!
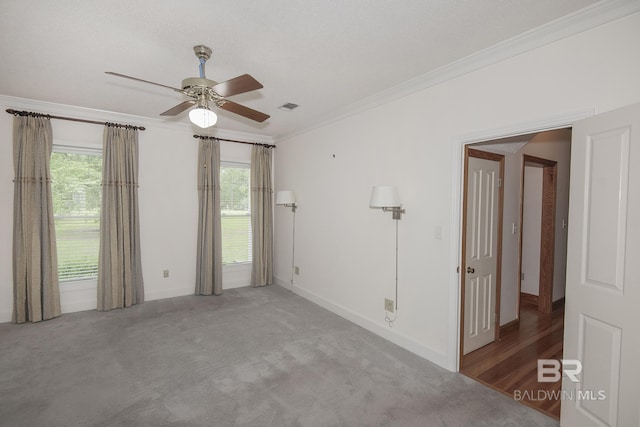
[182,77,217,90]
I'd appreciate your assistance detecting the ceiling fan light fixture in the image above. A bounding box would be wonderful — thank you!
[189,107,218,128]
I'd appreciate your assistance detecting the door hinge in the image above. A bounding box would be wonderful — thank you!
[457,266,460,273]
[498,178,502,188]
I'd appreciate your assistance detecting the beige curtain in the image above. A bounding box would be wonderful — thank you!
[97,125,144,310]
[195,138,223,295]
[12,115,61,323]
[250,146,274,287]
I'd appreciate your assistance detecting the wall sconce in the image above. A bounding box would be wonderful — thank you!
[370,185,405,326]
[276,190,297,287]
[369,186,405,220]
[276,190,297,212]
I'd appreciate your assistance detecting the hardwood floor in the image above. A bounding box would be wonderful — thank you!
[461,304,564,419]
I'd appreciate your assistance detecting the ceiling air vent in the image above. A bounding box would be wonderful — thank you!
[278,102,299,111]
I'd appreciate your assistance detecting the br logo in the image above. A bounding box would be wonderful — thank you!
[537,359,582,383]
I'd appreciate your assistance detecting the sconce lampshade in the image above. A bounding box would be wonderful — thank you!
[370,186,401,208]
[276,190,296,205]
[189,107,218,128]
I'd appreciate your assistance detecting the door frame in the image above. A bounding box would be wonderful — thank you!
[519,155,557,315]
[448,108,593,371]
[459,147,504,364]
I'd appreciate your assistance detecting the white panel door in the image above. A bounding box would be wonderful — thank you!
[464,155,500,354]
[561,103,640,427]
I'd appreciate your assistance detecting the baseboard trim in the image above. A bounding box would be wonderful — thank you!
[274,277,450,371]
[499,318,520,336]
[144,283,252,301]
[520,292,539,307]
[60,300,96,314]
[145,286,194,302]
[0,283,250,324]
[552,297,565,311]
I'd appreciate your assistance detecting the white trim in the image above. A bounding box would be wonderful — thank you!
[1,94,275,144]
[276,0,638,143]
[448,141,464,371]
[60,299,96,314]
[223,282,251,290]
[275,277,450,370]
[448,108,594,372]
[221,160,251,168]
[53,142,102,154]
[455,108,595,144]
[145,285,194,301]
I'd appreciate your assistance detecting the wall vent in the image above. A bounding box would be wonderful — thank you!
[278,102,299,111]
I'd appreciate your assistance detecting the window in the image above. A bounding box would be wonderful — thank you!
[50,147,102,281]
[220,162,252,265]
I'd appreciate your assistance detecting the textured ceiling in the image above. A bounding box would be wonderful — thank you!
[0,0,601,138]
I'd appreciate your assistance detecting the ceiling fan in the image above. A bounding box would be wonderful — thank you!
[106,45,269,128]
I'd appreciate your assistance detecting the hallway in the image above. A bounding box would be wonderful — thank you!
[461,304,565,419]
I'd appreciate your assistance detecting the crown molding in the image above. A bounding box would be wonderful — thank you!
[456,107,595,145]
[276,0,640,143]
[0,94,275,144]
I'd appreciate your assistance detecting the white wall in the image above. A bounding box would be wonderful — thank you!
[273,13,640,370]
[0,96,270,322]
[521,166,543,296]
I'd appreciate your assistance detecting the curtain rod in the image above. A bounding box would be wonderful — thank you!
[5,109,146,131]
[193,134,275,148]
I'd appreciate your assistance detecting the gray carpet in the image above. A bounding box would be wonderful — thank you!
[0,285,558,427]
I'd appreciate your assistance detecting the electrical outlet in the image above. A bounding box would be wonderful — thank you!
[385,298,394,313]
[294,266,300,275]
[163,270,169,278]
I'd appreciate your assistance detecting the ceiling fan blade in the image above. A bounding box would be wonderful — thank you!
[212,74,263,97]
[105,72,185,94]
[218,101,270,123]
[160,100,196,116]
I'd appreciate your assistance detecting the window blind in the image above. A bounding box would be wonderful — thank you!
[54,215,101,280]
[51,149,102,281]
[220,163,252,264]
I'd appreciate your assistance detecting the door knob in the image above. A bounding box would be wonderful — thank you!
[467,266,475,274]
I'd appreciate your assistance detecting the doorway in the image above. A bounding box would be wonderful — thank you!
[520,155,557,314]
[458,128,571,420]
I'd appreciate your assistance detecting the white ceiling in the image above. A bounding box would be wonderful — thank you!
[0,0,603,139]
